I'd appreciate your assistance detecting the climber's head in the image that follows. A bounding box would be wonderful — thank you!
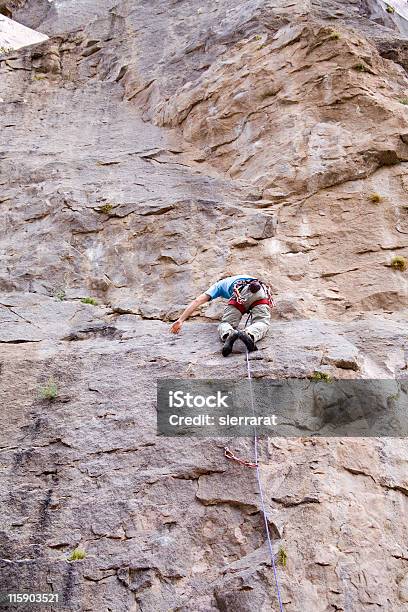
[248,280,261,293]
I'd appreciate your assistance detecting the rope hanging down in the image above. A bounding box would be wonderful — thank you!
[224,313,284,611]
[245,345,284,612]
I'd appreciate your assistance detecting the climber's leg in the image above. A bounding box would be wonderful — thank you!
[218,304,242,341]
[244,304,271,344]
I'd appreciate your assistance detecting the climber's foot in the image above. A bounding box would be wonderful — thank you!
[238,331,258,352]
[222,331,239,357]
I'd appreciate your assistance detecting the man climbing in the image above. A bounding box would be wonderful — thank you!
[170,275,274,356]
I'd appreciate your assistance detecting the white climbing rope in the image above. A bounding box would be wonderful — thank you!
[244,323,285,611]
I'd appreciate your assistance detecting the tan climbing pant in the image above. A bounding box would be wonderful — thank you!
[218,283,271,344]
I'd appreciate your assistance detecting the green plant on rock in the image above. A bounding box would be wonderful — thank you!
[98,203,114,215]
[81,297,98,306]
[354,62,369,73]
[254,34,263,41]
[328,30,340,40]
[277,546,288,567]
[0,46,13,55]
[53,288,66,301]
[399,97,408,105]
[390,255,407,271]
[386,4,395,14]
[311,371,332,383]
[40,379,58,400]
[68,548,86,562]
[369,192,382,203]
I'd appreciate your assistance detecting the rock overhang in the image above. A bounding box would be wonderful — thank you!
[0,14,47,52]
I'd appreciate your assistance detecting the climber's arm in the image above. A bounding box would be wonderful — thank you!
[170,293,211,333]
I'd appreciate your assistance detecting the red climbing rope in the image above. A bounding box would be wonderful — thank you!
[224,446,258,468]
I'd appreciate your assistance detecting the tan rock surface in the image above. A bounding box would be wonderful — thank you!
[1,1,408,610]
[0,14,47,50]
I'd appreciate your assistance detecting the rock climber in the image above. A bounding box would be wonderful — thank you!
[170,275,274,356]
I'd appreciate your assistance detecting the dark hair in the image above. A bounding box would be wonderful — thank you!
[248,280,261,293]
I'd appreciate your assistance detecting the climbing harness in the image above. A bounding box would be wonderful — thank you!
[224,313,285,612]
[229,279,275,314]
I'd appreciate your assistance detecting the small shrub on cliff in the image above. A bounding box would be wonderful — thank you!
[68,548,86,562]
[399,97,408,105]
[386,4,395,13]
[354,62,369,73]
[0,46,13,55]
[369,192,382,203]
[98,203,114,215]
[53,288,66,301]
[328,30,340,40]
[81,297,98,306]
[277,546,288,567]
[391,255,407,271]
[40,379,58,400]
[311,371,332,383]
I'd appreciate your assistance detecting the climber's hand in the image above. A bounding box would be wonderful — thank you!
[170,319,183,334]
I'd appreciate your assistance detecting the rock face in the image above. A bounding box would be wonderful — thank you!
[0,14,47,50]
[1,1,408,610]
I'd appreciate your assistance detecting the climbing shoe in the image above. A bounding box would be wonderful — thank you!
[222,331,240,357]
[238,331,258,352]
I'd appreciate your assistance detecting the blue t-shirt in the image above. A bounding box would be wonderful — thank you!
[205,275,255,301]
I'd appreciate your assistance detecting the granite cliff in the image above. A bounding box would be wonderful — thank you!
[1,1,408,610]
